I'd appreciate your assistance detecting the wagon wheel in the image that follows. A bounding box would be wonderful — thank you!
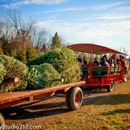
[0,113,5,127]
[107,81,114,92]
[66,87,83,110]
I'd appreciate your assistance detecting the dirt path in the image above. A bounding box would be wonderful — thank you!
[2,75,130,130]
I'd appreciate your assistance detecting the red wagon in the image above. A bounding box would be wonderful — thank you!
[67,43,128,92]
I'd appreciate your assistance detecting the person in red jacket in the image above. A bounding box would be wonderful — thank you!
[120,55,126,73]
[119,55,127,81]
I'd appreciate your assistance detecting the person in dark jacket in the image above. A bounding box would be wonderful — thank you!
[100,54,109,66]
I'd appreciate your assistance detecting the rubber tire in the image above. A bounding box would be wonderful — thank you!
[107,81,114,92]
[0,113,5,127]
[66,87,83,110]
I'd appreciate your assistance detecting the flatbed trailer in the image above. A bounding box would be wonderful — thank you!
[0,81,86,125]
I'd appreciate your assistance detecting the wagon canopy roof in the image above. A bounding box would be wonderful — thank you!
[67,43,128,55]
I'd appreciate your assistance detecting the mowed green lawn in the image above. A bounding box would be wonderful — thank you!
[51,86,130,130]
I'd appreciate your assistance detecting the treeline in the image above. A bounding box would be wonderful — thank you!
[0,10,66,63]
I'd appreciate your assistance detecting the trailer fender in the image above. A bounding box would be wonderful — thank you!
[0,113,5,127]
[66,87,83,110]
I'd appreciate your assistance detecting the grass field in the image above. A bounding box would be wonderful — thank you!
[51,86,130,130]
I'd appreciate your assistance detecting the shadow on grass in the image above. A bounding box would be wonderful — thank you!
[96,94,130,105]
[102,108,130,115]
[82,94,130,106]
[1,99,69,120]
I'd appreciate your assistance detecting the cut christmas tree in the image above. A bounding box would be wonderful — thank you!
[0,63,6,85]
[26,63,61,89]
[0,55,28,92]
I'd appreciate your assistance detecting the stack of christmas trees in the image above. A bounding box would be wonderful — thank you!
[0,47,81,92]
[26,47,81,89]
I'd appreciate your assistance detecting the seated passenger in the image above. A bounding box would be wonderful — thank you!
[113,59,118,67]
[111,60,114,66]
[119,55,125,69]
[115,59,121,73]
[113,59,119,73]
[83,60,87,64]
[120,55,128,74]
[92,58,101,75]
[93,58,100,66]
[77,57,82,66]
[117,59,121,66]
[100,55,109,66]
[109,58,114,66]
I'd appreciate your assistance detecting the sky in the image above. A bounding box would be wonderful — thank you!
[0,0,130,54]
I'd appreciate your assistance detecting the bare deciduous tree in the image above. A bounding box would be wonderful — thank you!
[6,10,22,34]
[118,46,129,57]
[5,10,36,50]
[31,28,49,53]
[122,47,129,55]
[0,20,4,35]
